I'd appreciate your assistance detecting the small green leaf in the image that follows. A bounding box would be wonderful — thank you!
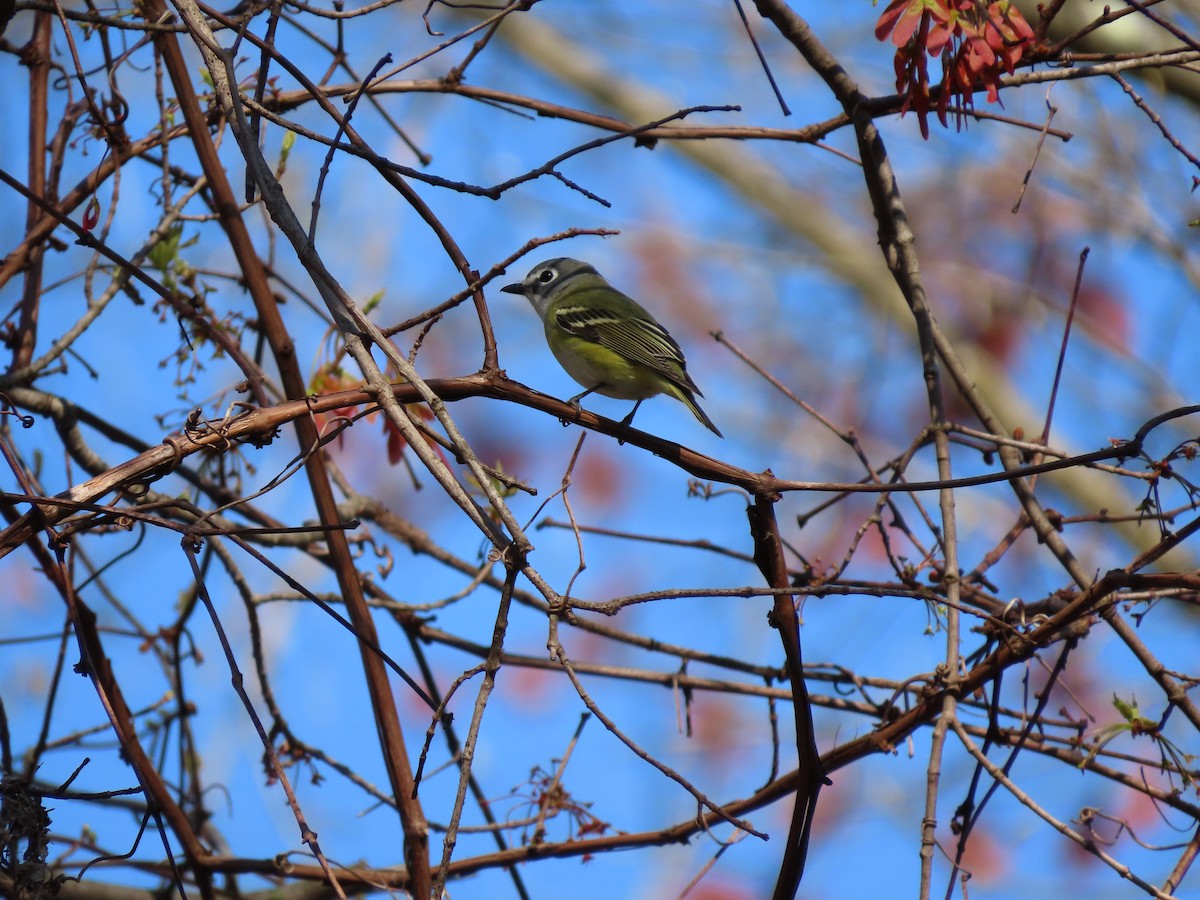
[278,129,296,173]
[1112,693,1139,721]
[363,289,385,315]
[149,224,184,271]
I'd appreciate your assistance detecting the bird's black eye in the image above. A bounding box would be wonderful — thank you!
[538,268,556,284]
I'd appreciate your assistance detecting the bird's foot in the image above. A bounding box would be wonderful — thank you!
[558,396,585,428]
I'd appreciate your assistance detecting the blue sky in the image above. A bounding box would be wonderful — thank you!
[2,2,1199,898]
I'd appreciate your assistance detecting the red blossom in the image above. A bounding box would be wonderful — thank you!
[876,0,1034,136]
[309,366,363,448]
[307,354,449,469]
[875,0,926,44]
[82,196,101,232]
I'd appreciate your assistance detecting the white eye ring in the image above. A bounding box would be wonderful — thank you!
[538,268,557,284]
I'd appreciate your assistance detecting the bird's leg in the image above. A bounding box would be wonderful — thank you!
[619,400,648,448]
[566,387,597,410]
[559,387,598,428]
[619,399,644,429]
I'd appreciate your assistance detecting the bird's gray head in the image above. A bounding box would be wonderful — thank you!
[500,257,602,318]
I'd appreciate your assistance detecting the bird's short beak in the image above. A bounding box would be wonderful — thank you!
[499,282,524,295]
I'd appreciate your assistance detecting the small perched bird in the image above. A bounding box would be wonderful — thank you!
[501,258,722,437]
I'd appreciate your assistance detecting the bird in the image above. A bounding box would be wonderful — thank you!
[501,257,722,437]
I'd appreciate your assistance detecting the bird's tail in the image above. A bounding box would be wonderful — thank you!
[670,386,723,438]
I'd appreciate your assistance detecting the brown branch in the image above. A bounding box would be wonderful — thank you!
[749,493,824,897]
[127,2,434,891]
[12,9,51,375]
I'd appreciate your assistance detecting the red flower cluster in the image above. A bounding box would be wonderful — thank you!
[875,0,1034,136]
[309,364,444,467]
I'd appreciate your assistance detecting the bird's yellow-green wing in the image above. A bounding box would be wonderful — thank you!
[551,302,704,396]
